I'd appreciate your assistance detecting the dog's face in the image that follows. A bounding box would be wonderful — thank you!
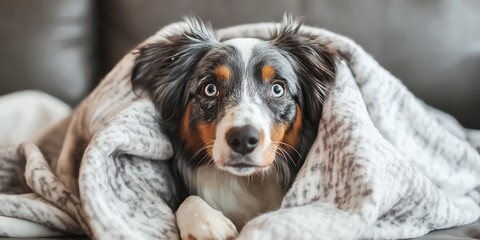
[182,37,304,176]
[132,16,337,179]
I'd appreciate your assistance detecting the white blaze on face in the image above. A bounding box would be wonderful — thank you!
[212,38,273,176]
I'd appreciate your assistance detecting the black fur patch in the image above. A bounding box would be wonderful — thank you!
[131,17,219,131]
[272,15,337,126]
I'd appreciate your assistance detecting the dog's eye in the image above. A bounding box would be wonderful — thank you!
[270,83,285,98]
[204,83,218,97]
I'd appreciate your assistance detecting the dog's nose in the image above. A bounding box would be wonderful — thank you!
[226,125,260,155]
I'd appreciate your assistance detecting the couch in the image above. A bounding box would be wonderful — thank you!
[0,1,479,239]
[1,0,479,128]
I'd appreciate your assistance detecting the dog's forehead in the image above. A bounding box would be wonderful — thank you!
[221,38,264,65]
[219,38,297,91]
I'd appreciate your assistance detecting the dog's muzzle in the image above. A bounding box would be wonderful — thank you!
[213,101,273,175]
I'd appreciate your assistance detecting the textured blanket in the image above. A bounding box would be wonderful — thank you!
[1,21,480,240]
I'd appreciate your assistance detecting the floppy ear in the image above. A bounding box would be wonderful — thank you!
[131,17,218,129]
[272,15,337,125]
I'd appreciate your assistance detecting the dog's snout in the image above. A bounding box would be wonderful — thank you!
[226,125,260,155]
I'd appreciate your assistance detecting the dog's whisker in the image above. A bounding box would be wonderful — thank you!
[278,147,297,167]
[271,142,297,167]
[207,156,215,165]
[278,151,289,166]
[193,144,214,169]
[273,141,301,158]
[194,154,209,169]
[268,149,281,174]
[188,144,211,165]
[278,142,302,164]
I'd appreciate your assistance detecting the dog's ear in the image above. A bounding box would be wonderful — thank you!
[131,17,218,128]
[272,15,337,125]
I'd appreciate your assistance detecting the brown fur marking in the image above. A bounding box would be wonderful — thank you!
[214,65,231,82]
[261,65,276,81]
[283,104,303,149]
[181,102,216,156]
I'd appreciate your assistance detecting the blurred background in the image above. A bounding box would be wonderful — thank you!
[0,0,479,128]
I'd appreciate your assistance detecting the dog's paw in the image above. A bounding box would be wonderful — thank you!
[176,195,238,240]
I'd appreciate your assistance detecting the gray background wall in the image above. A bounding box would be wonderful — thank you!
[1,0,479,127]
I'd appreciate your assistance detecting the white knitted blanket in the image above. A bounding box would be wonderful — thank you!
[1,21,480,239]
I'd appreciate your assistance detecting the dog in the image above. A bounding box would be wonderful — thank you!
[131,15,338,239]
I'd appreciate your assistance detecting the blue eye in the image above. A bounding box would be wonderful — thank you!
[270,83,285,98]
[204,83,218,97]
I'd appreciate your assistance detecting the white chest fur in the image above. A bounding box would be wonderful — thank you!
[192,165,285,229]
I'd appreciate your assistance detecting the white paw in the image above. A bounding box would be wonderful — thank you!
[176,196,238,240]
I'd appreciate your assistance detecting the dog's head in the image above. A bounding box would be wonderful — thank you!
[132,16,337,180]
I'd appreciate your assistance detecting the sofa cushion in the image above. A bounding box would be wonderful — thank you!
[0,0,94,105]
[98,0,480,128]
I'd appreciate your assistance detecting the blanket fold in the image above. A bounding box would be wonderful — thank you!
[1,21,479,240]
[79,100,178,239]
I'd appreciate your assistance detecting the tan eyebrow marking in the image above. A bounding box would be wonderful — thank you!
[214,65,231,82]
[261,65,276,81]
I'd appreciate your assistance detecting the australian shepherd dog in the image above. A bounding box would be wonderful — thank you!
[131,15,337,240]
